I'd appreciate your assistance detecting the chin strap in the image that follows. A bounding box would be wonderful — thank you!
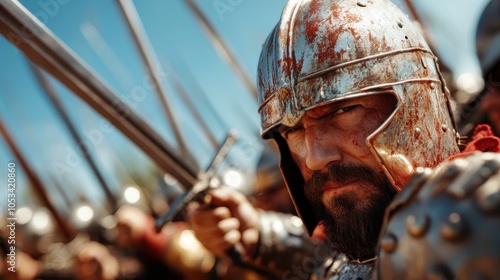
[349,256,378,265]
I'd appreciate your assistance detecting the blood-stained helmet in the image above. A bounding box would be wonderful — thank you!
[257,0,460,234]
[476,0,500,78]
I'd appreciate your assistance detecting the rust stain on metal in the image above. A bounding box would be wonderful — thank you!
[304,0,322,44]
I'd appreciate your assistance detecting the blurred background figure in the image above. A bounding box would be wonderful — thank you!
[240,143,295,215]
[459,0,500,136]
[476,0,500,135]
[114,204,217,280]
[2,250,41,280]
[74,241,119,280]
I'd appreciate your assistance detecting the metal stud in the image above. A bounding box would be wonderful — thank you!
[406,214,429,237]
[319,83,325,97]
[430,83,436,89]
[441,125,448,132]
[357,0,367,7]
[441,212,468,241]
[380,233,398,253]
[415,127,421,138]
[421,57,427,68]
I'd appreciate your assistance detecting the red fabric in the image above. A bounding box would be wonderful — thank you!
[448,124,500,160]
[139,219,190,260]
[139,217,168,260]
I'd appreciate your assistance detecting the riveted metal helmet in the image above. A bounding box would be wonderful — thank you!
[476,0,500,78]
[257,0,460,234]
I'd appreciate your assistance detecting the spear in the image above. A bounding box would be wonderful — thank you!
[183,0,258,99]
[404,0,422,24]
[172,58,229,129]
[116,0,197,168]
[29,63,118,211]
[0,0,198,189]
[165,63,219,149]
[0,118,77,242]
[46,173,73,210]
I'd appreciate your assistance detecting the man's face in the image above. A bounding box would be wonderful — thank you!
[280,93,397,260]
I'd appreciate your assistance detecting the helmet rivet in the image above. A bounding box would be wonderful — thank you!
[421,57,427,68]
[357,0,367,7]
[441,125,448,132]
[380,233,398,253]
[430,83,436,89]
[441,212,468,241]
[415,127,421,137]
[397,21,403,28]
[406,214,429,237]
[319,83,325,97]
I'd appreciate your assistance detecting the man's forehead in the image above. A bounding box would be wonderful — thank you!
[306,102,340,119]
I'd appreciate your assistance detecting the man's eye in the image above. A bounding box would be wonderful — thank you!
[333,105,358,115]
[284,126,302,138]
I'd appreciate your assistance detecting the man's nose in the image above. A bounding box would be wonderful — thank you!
[304,125,341,171]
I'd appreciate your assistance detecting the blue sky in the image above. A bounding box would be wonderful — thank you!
[0,0,490,226]
[0,0,288,214]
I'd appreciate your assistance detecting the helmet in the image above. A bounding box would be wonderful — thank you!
[257,0,460,234]
[476,0,500,78]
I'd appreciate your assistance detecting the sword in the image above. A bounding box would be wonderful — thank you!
[155,129,238,231]
[154,129,275,277]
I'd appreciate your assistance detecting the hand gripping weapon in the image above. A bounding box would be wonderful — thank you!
[155,129,238,230]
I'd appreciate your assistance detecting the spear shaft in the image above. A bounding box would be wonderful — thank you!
[116,0,197,168]
[0,0,198,189]
[30,64,118,211]
[0,118,77,242]
[184,0,258,99]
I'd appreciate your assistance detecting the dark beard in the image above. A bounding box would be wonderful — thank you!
[304,165,395,261]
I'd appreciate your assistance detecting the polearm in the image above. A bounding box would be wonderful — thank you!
[80,23,136,91]
[173,58,229,129]
[166,63,219,149]
[183,0,258,100]
[116,0,197,168]
[29,64,117,211]
[0,118,77,242]
[0,0,198,189]
[47,173,73,210]
[47,172,103,215]
[404,0,422,24]
[401,0,438,54]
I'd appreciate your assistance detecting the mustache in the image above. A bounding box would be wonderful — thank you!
[304,165,382,197]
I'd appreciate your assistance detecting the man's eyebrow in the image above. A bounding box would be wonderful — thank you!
[308,101,348,118]
[278,124,300,134]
